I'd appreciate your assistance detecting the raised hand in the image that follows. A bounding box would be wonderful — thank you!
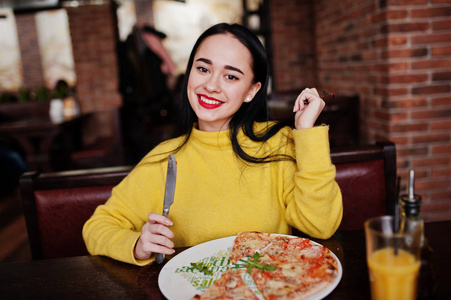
[292,88,325,130]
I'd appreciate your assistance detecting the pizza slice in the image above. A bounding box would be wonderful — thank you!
[249,253,334,300]
[229,231,284,263]
[191,269,259,300]
[248,237,339,300]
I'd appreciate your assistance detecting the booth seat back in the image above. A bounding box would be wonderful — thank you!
[20,166,132,260]
[20,142,396,260]
[332,141,397,231]
[34,186,114,259]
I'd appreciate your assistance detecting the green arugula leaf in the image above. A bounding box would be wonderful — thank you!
[189,262,214,275]
[246,252,277,274]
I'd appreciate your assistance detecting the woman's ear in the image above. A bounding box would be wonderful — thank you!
[245,82,262,102]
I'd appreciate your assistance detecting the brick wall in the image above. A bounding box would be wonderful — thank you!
[314,0,384,142]
[270,0,316,92]
[15,13,45,89]
[387,0,451,221]
[65,3,122,142]
[270,0,450,222]
[66,3,121,113]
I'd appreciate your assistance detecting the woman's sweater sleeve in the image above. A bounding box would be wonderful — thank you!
[82,166,157,266]
[284,125,343,239]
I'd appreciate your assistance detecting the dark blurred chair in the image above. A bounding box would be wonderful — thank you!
[317,95,360,147]
[70,109,125,169]
[20,166,132,260]
[332,141,397,231]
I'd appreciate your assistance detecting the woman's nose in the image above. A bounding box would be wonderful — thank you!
[204,74,221,93]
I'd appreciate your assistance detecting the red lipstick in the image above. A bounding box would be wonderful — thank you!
[198,94,223,109]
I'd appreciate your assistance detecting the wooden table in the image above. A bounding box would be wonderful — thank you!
[1,221,450,299]
[0,117,82,172]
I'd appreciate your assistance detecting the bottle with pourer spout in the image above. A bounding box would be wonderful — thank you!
[399,170,436,300]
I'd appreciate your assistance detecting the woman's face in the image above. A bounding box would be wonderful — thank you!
[187,33,261,132]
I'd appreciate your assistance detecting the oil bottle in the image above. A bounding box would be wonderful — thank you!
[399,170,437,300]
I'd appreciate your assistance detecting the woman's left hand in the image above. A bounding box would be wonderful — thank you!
[292,88,325,130]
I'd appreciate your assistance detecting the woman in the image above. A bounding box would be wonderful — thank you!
[83,23,342,266]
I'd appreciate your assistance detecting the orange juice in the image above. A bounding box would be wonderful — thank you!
[368,247,420,300]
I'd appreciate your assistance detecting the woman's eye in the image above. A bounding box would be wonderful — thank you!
[197,67,208,73]
[225,74,239,81]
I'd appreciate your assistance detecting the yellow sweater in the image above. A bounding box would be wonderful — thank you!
[83,123,342,266]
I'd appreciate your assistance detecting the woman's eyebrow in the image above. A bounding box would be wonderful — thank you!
[224,65,244,75]
[195,58,244,75]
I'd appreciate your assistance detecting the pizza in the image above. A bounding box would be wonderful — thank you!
[191,269,259,300]
[229,231,283,263]
[248,237,338,299]
[194,231,338,300]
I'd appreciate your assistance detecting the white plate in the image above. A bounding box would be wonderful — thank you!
[158,235,342,300]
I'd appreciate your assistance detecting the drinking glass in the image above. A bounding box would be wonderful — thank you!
[364,216,423,300]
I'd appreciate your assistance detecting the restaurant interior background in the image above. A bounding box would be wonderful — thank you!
[0,0,450,262]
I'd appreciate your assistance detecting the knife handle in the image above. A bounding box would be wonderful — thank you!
[155,253,165,264]
[155,208,171,264]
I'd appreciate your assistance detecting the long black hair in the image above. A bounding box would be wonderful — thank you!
[173,23,294,164]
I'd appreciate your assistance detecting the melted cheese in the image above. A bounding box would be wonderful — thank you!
[280,263,305,277]
[298,245,323,258]
[238,238,264,248]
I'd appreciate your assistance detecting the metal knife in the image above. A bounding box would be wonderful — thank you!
[155,154,177,264]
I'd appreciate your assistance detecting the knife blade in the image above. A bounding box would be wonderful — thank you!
[155,154,177,264]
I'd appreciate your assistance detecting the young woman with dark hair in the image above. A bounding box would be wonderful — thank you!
[174,23,291,164]
[83,23,343,265]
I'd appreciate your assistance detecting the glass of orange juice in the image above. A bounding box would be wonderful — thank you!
[365,216,423,300]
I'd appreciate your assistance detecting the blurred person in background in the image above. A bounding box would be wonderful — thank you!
[118,24,177,164]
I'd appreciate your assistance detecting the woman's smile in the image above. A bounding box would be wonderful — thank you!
[198,94,224,109]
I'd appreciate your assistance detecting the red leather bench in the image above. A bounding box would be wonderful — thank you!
[20,141,396,260]
[332,141,396,231]
[20,166,132,260]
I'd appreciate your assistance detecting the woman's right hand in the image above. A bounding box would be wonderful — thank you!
[134,212,175,261]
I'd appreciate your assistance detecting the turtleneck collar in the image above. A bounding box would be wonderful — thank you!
[190,126,232,148]
[188,122,273,149]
